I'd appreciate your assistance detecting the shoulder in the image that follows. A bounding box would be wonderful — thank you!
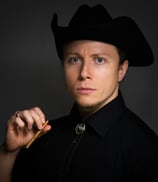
[117,107,158,152]
[120,108,157,137]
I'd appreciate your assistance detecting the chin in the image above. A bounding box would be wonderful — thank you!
[76,99,102,111]
[75,96,112,112]
[76,98,95,107]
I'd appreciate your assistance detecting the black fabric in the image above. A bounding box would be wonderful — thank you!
[12,93,158,182]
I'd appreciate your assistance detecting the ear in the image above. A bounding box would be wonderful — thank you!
[118,60,129,82]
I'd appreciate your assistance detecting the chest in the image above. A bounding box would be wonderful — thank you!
[30,124,126,182]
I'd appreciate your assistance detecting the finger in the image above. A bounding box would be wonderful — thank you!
[11,107,46,131]
[33,107,46,123]
[29,108,45,129]
[8,114,24,128]
[19,108,45,130]
[42,124,51,133]
[14,117,25,128]
[18,110,36,130]
[35,124,51,140]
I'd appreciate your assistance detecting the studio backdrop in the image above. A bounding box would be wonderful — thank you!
[0,0,158,144]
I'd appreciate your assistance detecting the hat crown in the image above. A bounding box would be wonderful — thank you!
[68,4,112,27]
[52,4,154,66]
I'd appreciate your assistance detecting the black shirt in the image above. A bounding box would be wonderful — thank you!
[12,93,158,182]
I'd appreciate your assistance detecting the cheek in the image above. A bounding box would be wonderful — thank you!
[96,67,119,82]
[64,68,76,90]
[96,68,119,92]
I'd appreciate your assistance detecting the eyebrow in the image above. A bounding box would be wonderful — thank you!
[91,53,110,57]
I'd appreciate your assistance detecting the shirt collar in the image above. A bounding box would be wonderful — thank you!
[70,91,126,137]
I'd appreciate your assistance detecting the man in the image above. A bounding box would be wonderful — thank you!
[0,4,158,182]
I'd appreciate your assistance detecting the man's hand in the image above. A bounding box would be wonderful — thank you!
[4,107,51,152]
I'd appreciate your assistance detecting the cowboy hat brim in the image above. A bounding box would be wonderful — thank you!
[51,11,153,66]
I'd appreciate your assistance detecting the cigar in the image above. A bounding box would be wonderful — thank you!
[25,120,49,149]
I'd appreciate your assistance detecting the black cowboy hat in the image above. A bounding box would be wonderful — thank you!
[51,4,154,66]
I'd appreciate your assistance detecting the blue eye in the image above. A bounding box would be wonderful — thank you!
[95,57,105,64]
[68,57,81,64]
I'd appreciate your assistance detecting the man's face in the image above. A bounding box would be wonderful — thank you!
[63,40,128,112]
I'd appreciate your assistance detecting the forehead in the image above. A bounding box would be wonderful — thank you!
[63,40,119,56]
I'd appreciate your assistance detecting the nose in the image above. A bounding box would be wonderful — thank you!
[79,61,91,80]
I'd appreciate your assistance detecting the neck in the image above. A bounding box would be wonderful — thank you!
[77,92,119,119]
[78,106,97,120]
[77,102,107,120]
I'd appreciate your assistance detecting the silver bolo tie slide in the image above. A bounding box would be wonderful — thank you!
[75,123,86,135]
